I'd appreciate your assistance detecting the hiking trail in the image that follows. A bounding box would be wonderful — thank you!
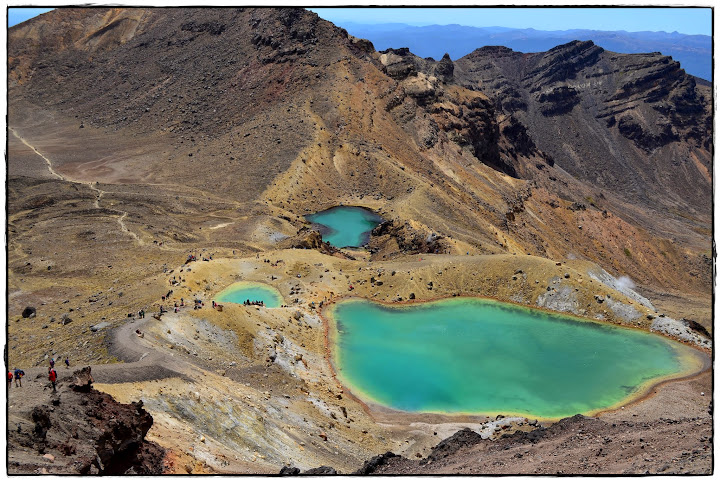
[11,128,143,245]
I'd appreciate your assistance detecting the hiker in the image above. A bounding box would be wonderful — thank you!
[48,368,57,392]
[64,357,70,369]
[8,371,13,389]
[180,298,184,307]
[49,358,55,369]
[14,368,24,387]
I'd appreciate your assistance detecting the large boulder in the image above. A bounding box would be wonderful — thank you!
[70,367,94,392]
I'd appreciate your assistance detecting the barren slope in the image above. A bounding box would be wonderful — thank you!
[6,6,713,475]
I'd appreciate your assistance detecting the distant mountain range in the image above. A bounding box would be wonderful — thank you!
[340,23,711,81]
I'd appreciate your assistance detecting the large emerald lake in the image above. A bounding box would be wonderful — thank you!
[326,297,704,419]
[215,282,283,308]
[306,206,383,248]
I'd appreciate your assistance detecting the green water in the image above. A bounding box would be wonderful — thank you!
[327,298,703,419]
[215,282,283,308]
[306,206,383,248]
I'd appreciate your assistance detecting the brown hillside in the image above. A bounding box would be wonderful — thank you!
[6,7,712,475]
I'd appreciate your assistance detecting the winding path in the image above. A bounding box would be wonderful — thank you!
[10,127,64,180]
[16,316,190,385]
[10,128,143,245]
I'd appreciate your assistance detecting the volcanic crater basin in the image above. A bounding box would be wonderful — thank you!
[305,206,384,248]
[326,297,707,420]
[215,281,284,308]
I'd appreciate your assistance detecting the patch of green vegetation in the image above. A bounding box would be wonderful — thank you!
[624,247,632,258]
[585,196,597,208]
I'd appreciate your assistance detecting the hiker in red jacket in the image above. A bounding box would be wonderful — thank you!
[48,368,57,393]
[7,371,13,389]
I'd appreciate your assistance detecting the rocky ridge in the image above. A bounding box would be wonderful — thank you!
[7,367,165,474]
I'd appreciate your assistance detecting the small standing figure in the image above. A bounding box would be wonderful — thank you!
[64,357,70,369]
[49,358,55,369]
[48,368,57,393]
[7,371,13,389]
[14,368,24,387]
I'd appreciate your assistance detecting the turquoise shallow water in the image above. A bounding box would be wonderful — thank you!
[327,297,702,419]
[215,282,283,308]
[306,206,383,248]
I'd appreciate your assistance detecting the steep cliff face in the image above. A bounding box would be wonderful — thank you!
[376,47,543,178]
[453,41,712,219]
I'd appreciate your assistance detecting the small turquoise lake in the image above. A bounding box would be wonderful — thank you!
[215,282,283,308]
[326,297,705,419]
[306,206,383,248]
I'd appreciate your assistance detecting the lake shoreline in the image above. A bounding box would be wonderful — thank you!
[320,294,711,423]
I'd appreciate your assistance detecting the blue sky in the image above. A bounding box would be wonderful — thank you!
[8,6,712,36]
[310,7,711,36]
[7,7,53,27]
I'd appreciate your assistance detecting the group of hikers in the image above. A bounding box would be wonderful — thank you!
[186,253,213,264]
[242,299,265,306]
[8,357,69,392]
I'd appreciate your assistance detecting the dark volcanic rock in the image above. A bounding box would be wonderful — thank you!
[279,466,301,475]
[428,427,485,461]
[380,47,417,80]
[21,306,36,318]
[434,52,454,82]
[8,367,164,475]
[527,40,603,87]
[537,86,580,116]
[681,318,711,339]
[302,465,337,475]
[501,116,537,158]
[616,114,678,151]
[353,451,400,474]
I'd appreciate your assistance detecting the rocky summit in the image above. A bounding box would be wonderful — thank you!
[7,7,712,475]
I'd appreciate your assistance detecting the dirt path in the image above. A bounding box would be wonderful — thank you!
[10,128,146,245]
[10,127,64,180]
[10,316,190,386]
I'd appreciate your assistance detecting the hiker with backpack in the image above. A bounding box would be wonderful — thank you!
[48,368,57,392]
[7,371,13,389]
[13,368,24,387]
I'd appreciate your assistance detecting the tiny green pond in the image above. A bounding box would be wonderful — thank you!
[326,297,705,419]
[306,206,383,248]
[215,282,283,308]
